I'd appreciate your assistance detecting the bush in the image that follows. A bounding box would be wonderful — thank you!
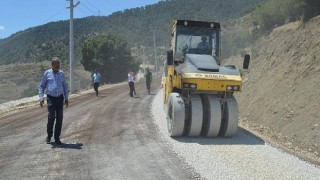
[252,0,319,33]
[21,83,38,98]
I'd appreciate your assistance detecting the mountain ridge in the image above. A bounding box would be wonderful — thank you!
[0,0,267,65]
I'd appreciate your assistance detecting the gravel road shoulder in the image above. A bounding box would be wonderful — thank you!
[151,90,320,180]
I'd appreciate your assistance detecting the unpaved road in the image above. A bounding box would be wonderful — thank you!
[0,79,199,179]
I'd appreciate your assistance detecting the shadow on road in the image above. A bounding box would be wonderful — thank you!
[90,92,108,97]
[97,95,107,97]
[173,128,265,145]
[50,142,83,149]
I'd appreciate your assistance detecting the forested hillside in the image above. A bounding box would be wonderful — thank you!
[0,0,267,65]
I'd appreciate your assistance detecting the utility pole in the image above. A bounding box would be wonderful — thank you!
[153,30,157,77]
[67,0,80,93]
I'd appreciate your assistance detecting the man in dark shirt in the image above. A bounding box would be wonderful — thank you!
[145,68,152,94]
[197,36,210,49]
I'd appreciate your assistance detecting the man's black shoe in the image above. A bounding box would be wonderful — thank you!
[55,139,63,145]
[46,136,51,143]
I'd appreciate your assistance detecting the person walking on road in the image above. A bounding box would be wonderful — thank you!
[145,68,152,94]
[128,72,135,97]
[132,72,137,95]
[39,57,69,145]
[93,69,101,96]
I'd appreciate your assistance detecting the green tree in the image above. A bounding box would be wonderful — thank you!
[301,0,320,21]
[81,32,138,83]
[252,0,320,34]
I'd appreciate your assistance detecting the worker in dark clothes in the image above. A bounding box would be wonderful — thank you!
[145,68,152,94]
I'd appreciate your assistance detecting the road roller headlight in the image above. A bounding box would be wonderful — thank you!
[226,85,240,91]
[183,83,197,89]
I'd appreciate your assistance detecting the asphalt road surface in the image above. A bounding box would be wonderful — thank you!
[0,78,199,179]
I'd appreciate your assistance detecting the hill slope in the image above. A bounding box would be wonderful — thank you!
[236,16,320,164]
[0,0,266,65]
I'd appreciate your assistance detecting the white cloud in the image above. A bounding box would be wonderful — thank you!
[0,26,5,31]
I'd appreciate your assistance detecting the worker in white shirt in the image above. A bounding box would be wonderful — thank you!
[128,72,135,97]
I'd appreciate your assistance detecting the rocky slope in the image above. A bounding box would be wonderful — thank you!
[236,16,320,165]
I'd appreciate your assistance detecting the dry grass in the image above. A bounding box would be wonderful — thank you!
[0,62,92,104]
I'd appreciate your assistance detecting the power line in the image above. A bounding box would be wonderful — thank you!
[41,2,67,24]
[81,0,98,15]
[83,0,100,13]
[78,4,96,16]
[101,0,124,15]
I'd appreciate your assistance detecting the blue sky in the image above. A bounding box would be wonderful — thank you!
[0,0,160,39]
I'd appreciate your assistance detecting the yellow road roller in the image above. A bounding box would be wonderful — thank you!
[163,20,250,137]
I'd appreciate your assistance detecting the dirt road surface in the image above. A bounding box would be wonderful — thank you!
[0,79,199,179]
[2,78,320,180]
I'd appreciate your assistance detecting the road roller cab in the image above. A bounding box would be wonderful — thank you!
[163,20,250,137]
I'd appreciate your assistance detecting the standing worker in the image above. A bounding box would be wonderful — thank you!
[145,68,152,94]
[39,57,69,145]
[128,72,135,97]
[93,69,101,96]
[132,72,137,95]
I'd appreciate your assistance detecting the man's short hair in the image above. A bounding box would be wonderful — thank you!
[52,57,60,63]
